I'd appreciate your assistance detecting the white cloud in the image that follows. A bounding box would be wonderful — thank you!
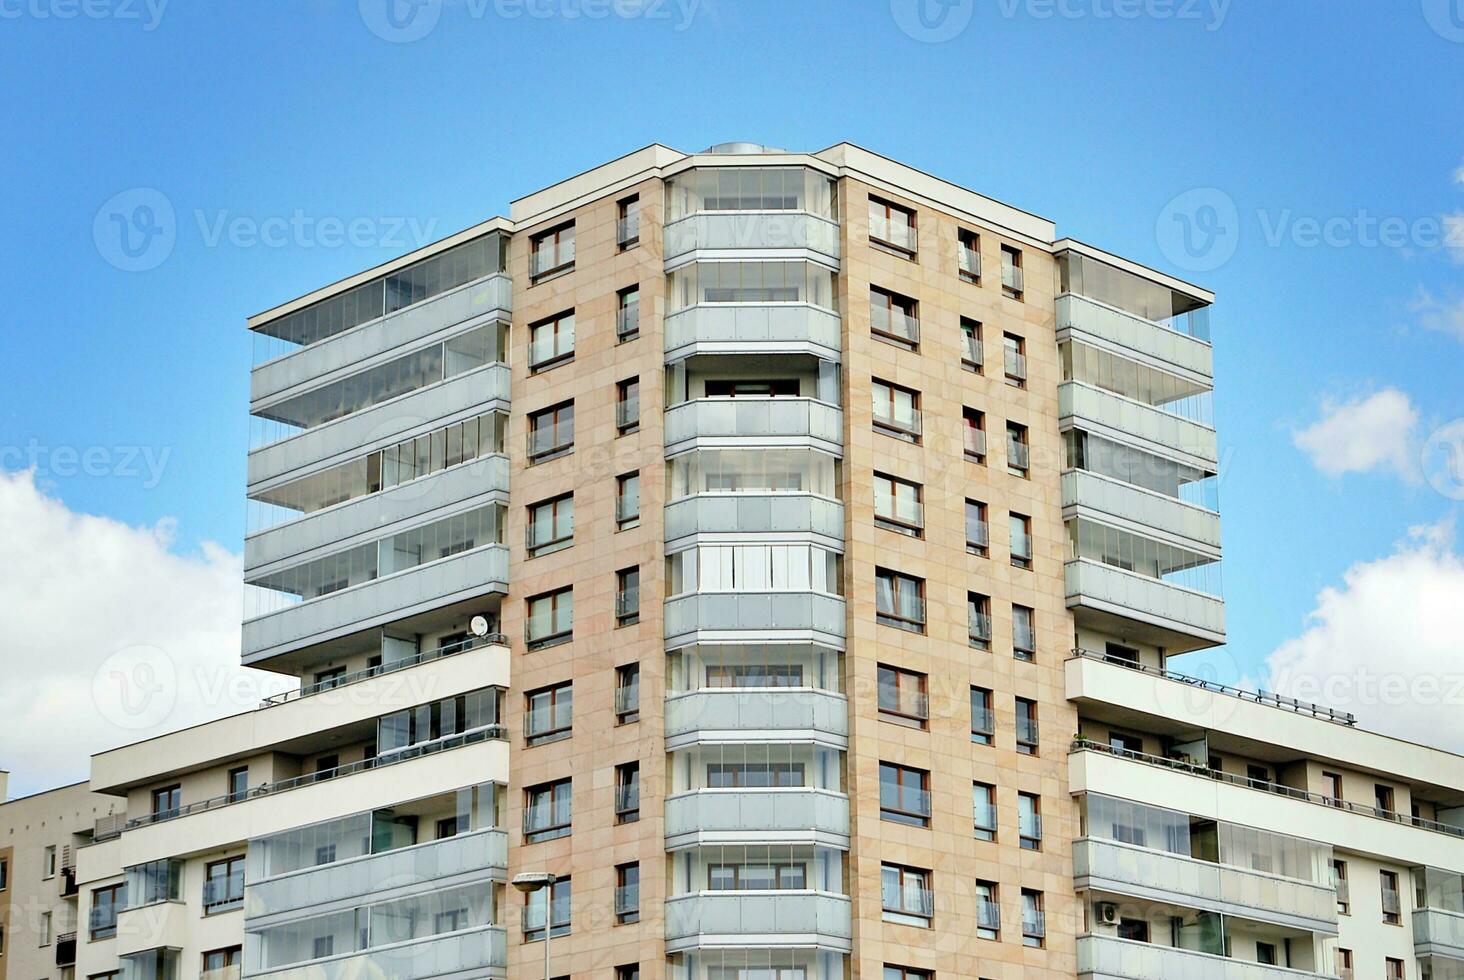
[1264,521,1464,753]
[0,470,290,798]
[1292,388,1420,481]
[1412,287,1464,343]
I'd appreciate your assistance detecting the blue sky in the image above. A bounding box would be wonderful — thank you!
[2,0,1462,698]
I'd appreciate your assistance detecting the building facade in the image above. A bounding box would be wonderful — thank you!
[45,141,1464,980]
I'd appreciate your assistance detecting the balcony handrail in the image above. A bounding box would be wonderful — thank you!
[616,304,640,338]
[968,611,992,643]
[124,725,506,831]
[617,213,641,246]
[1071,737,1464,839]
[964,428,987,458]
[1080,936,1342,979]
[1068,648,1356,726]
[1063,378,1219,434]
[1063,466,1221,518]
[960,245,982,279]
[1057,291,1214,347]
[260,632,505,708]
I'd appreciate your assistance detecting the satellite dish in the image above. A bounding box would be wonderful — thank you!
[469,615,490,638]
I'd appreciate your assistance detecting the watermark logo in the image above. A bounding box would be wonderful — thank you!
[359,0,442,42]
[890,0,974,42]
[1155,186,1239,272]
[1,440,171,489]
[0,0,168,30]
[93,645,177,731]
[1422,419,1464,500]
[360,0,699,41]
[1422,0,1464,42]
[93,187,175,272]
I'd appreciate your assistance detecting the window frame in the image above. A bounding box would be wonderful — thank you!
[528,309,576,373]
[875,567,926,633]
[526,492,575,557]
[527,400,576,463]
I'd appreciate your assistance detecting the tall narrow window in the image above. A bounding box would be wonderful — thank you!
[880,864,933,926]
[966,499,989,556]
[1381,870,1401,924]
[873,472,923,537]
[617,285,640,342]
[1013,605,1036,661]
[528,401,575,462]
[970,687,994,746]
[1003,332,1027,386]
[617,471,641,530]
[616,377,640,434]
[615,662,641,723]
[975,880,1000,939]
[202,856,245,914]
[963,408,986,462]
[875,568,925,633]
[529,310,576,373]
[960,316,983,371]
[1010,513,1033,569]
[615,762,641,824]
[616,568,640,628]
[972,782,997,841]
[530,221,575,280]
[1015,697,1039,755]
[958,229,981,282]
[872,379,921,442]
[1018,792,1042,850]
[615,862,640,923]
[1021,889,1045,947]
[1333,859,1350,914]
[1000,244,1023,300]
[617,195,641,250]
[524,779,572,843]
[1006,422,1030,477]
[968,593,992,650]
[524,876,571,940]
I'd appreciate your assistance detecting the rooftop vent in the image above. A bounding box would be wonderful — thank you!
[703,142,788,155]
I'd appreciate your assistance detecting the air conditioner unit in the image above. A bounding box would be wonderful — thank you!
[1096,902,1119,925]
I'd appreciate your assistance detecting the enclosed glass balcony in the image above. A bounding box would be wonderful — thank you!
[1076,935,1332,980]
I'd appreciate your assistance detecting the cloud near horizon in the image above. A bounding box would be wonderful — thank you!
[1292,388,1420,481]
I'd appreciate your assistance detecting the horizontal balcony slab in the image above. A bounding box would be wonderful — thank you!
[1061,381,1218,467]
[663,212,841,266]
[1062,470,1221,554]
[664,892,852,953]
[246,457,510,574]
[665,789,850,849]
[664,592,846,649]
[664,494,845,545]
[116,900,191,957]
[664,399,843,455]
[665,689,849,749]
[252,275,512,407]
[1075,839,1336,934]
[1066,558,1225,651]
[248,925,506,980]
[243,545,508,664]
[1077,935,1330,980]
[1416,908,1464,960]
[1057,294,1213,381]
[248,364,511,492]
[664,304,842,361]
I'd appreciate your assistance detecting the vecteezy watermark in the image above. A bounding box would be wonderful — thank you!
[1421,0,1464,42]
[0,0,168,30]
[1422,419,1464,500]
[93,187,176,272]
[1272,665,1464,712]
[891,0,1228,41]
[93,645,178,731]
[1155,187,1240,273]
[1,440,172,489]
[359,0,700,43]
[889,0,975,42]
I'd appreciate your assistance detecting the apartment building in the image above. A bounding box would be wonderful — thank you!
[41,140,1463,980]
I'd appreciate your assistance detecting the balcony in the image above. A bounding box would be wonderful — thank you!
[664,304,842,361]
[664,211,841,265]
[248,364,512,491]
[664,892,852,953]
[247,828,507,918]
[664,494,845,543]
[248,926,506,980]
[665,688,849,748]
[56,932,77,966]
[1415,908,1464,961]
[1065,557,1225,650]
[664,398,843,454]
[1077,936,1336,980]
[1062,469,1221,552]
[1075,839,1337,933]
[242,544,509,664]
[1057,293,1213,379]
[1061,380,1218,466]
[665,789,850,849]
[251,275,512,406]
[665,592,846,648]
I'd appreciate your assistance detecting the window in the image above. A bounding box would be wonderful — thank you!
[524,876,571,941]
[0,856,6,890]
[1381,870,1401,924]
[873,472,923,536]
[526,586,573,649]
[616,568,640,628]
[963,407,987,462]
[972,782,997,841]
[615,762,641,824]
[530,221,575,280]
[90,883,125,940]
[1118,918,1150,942]
[40,909,52,945]
[1256,943,1278,966]
[1375,783,1396,816]
[1009,513,1033,569]
[1003,332,1027,386]
[1385,958,1404,980]
[705,378,800,398]
[1000,244,1023,299]
[1109,731,1143,754]
[870,286,919,348]
[707,762,804,789]
[1015,697,1039,754]
[879,762,931,827]
[970,687,995,745]
[527,493,574,557]
[708,861,807,891]
[965,499,990,557]
[227,766,249,803]
[1018,793,1042,850]
[1323,771,1344,806]
[376,687,502,756]
[202,947,242,977]
[885,966,930,980]
[615,863,640,923]
[975,880,1000,939]
[525,682,573,745]
[617,195,640,250]
[1103,642,1139,667]
[616,965,640,980]
[871,379,921,441]
[875,568,925,633]
[528,401,575,462]
[1335,949,1353,979]
[529,309,576,373]
[877,664,929,729]
[958,229,981,281]
[1332,859,1350,914]
[967,593,992,650]
[1020,889,1045,947]
[617,472,641,529]
[203,855,245,913]
[1012,605,1036,661]
[869,196,917,254]
[1000,428,1031,486]
[960,316,983,371]
[151,785,181,819]
[880,864,932,926]
[524,779,572,843]
[616,377,640,434]
[616,285,640,342]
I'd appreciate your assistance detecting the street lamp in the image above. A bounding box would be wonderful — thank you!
[513,871,557,980]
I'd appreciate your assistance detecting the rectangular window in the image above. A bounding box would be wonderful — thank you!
[525,682,573,745]
[963,408,987,462]
[151,785,181,819]
[870,286,919,349]
[528,401,575,462]
[615,762,641,824]
[616,377,640,434]
[707,762,804,789]
[1386,957,1404,980]
[1003,332,1027,386]
[40,909,52,945]
[524,876,571,941]
[966,500,989,557]
[873,472,923,536]
[1332,859,1350,914]
[884,966,930,980]
[1256,943,1278,966]
[617,965,640,980]
[1013,605,1036,661]
[973,782,997,841]
[526,586,573,649]
[524,779,572,843]
[875,568,925,633]
[1010,513,1033,569]
[877,664,929,728]
[202,947,242,976]
[872,379,921,442]
[1021,889,1045,947]
[958,229,981,281]
[89,883,126,940]
[1016,697,1039,755]
[529,310,576,373]
[970,687,995,746]
[530,221,575,280]
[617,195,641,250]
[1018,793,1042,850]
[617,472,641,530]
[975,880,1000,939]
[880,864,932,926]
[527,493,574,557]
[1335,949,1352,978]
[1381,870,1401,924]
[616,568,641,628]
[227,766,249,803]
[1006,422,1030,477]
[968,593,992,650]
[615,662,640,722]
[1324,771,1344,805]
[615,863,640,923]
[43,844,57,878]
[617,285,640,342]
[203,855,245,913]
[0,856,6,890]
[1375,783,1396,816]
[869,196,917,254]
[960,316,983,371]
[1001,244,1024,299]
[879,762,932,828]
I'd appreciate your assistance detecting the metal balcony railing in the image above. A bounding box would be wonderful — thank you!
[261,632,504,708]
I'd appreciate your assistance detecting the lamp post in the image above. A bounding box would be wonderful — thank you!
[512,871,556,980]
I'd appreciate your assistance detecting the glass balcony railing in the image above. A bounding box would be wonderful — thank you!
[617,213,641,248]
[616,304,640,340]
[1004,347,1028,382]
[960,247,981,280]
[530,240,575,278]
[965,428,987,459]
[977,899,1001,931]
[1002,263,1024,295]
[1008,440,1031,471]
[968,612,992,646]
[869,215,917,252]
[616,396,640,431]
[963,334,984,367]
[870,305,920,345]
